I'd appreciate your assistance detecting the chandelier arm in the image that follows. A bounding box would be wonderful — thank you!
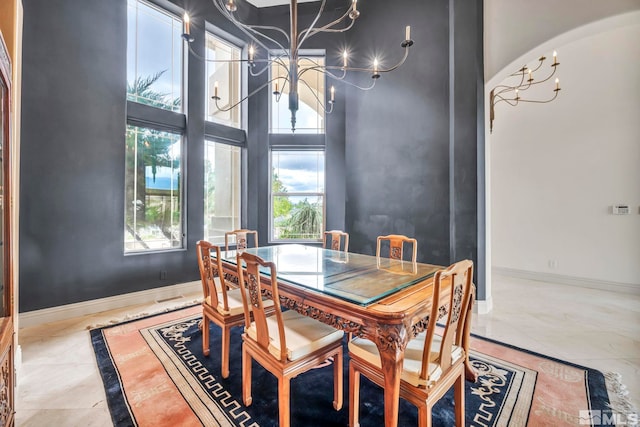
[298,78,334,114]
[213,77,278,112]
[377,46,411,73]
[493,95,519,107]
[514,90,560,104]
[327,74,377,91]
[306,18,356,37]
[296,0,327,50]
[297,65,347,84]
[304,45,410,75]
[525,65,558,86]
[237,23,289,53]
[301,8,354,43]
[212,0,288,52]
[528,56,546,74]
[497,65,557,98]
[242,24,291,44]
[249,57,289,79]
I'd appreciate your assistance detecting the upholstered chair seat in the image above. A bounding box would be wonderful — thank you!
[246,310,344,361]
[349,333,463,388]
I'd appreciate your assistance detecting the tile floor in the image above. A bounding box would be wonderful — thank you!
[14,274,640,426]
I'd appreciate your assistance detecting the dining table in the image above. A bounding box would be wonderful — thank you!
[216,243,476,427]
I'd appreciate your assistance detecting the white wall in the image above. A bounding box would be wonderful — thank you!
[490,15,640,290]
[484,0,640,79]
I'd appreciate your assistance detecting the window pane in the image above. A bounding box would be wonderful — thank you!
[271,150,325,242]
[271,151,325,193]
[271,56,325,134]
[272,195,323,240]
[125,125,183,252]
[204,141,241,244]
[206,33,241,128]
[127,0,183,112]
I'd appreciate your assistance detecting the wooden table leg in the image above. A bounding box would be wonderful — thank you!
[373,324,409,427]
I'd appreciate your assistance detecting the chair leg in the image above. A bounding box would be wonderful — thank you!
[417,404,428,427]
[221,325,231,378]
[454,372,465,426]
[278,376,291,427]
[202,317,210,357]
[333,349,343,410]
[242,344,252,406]
[349,362,360,427]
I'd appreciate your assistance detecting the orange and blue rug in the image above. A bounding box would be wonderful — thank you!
[90,305,628,426]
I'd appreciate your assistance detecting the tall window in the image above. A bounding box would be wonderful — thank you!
[127,0,183,111]
[204,141,241,244]
[206,33,241,128]
[126,0,185,253]
[271,55,326,134]
[125,126,183,251]
[271,150,325,242]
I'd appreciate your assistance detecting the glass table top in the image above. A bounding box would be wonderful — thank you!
[219,244,441,306]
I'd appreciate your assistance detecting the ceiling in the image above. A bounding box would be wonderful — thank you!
[246,0,318,7]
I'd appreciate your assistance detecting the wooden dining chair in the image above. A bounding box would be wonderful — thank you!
[196,240,274,379]
[224,229,258,251]
[348,259,474,427]
[237,252,344,427]
[376,234,418,263]
[323,230,349,252]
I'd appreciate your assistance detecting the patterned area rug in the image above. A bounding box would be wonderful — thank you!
[90,305,624,426]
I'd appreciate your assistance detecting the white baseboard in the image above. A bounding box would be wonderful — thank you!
[18,281,201,329]
[475,297,493,315]
[493,267,640,295]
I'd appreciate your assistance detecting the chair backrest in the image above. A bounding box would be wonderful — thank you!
[196,240,232,311]
[225,229,258,251]
[376,234,417,263]
[237,252,288,361]
[323,230,349,252]
[420,259,474,382]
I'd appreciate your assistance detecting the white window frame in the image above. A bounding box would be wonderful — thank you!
[269,149,326,243]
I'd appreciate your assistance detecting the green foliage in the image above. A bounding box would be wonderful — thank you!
[272,173,292,218]
[127,71,181,111]
[280,198,322,240]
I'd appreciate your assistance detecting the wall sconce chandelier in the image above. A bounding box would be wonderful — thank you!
[489,51,561,133]
[182,0,414,132]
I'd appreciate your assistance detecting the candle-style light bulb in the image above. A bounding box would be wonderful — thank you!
[405,25,411,41]
[183,13,190,36]
[555,78,560,90]
[528,69,532,81]
[330,85,335,103]
[214,81,219,98]
[249,45,255,63]
[514,88,519,100]
[343,50,348,68]
[373,58,378,74]
[553,50,558,64]
[226,0,237,12]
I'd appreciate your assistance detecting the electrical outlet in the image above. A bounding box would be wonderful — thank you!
[159,270,167,280]
[612,205,630,215]
[548,260,559,269]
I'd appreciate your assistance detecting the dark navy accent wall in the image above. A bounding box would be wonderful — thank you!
[19,0,259,312]
[344,0,484,292]
[19,0,483,312]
